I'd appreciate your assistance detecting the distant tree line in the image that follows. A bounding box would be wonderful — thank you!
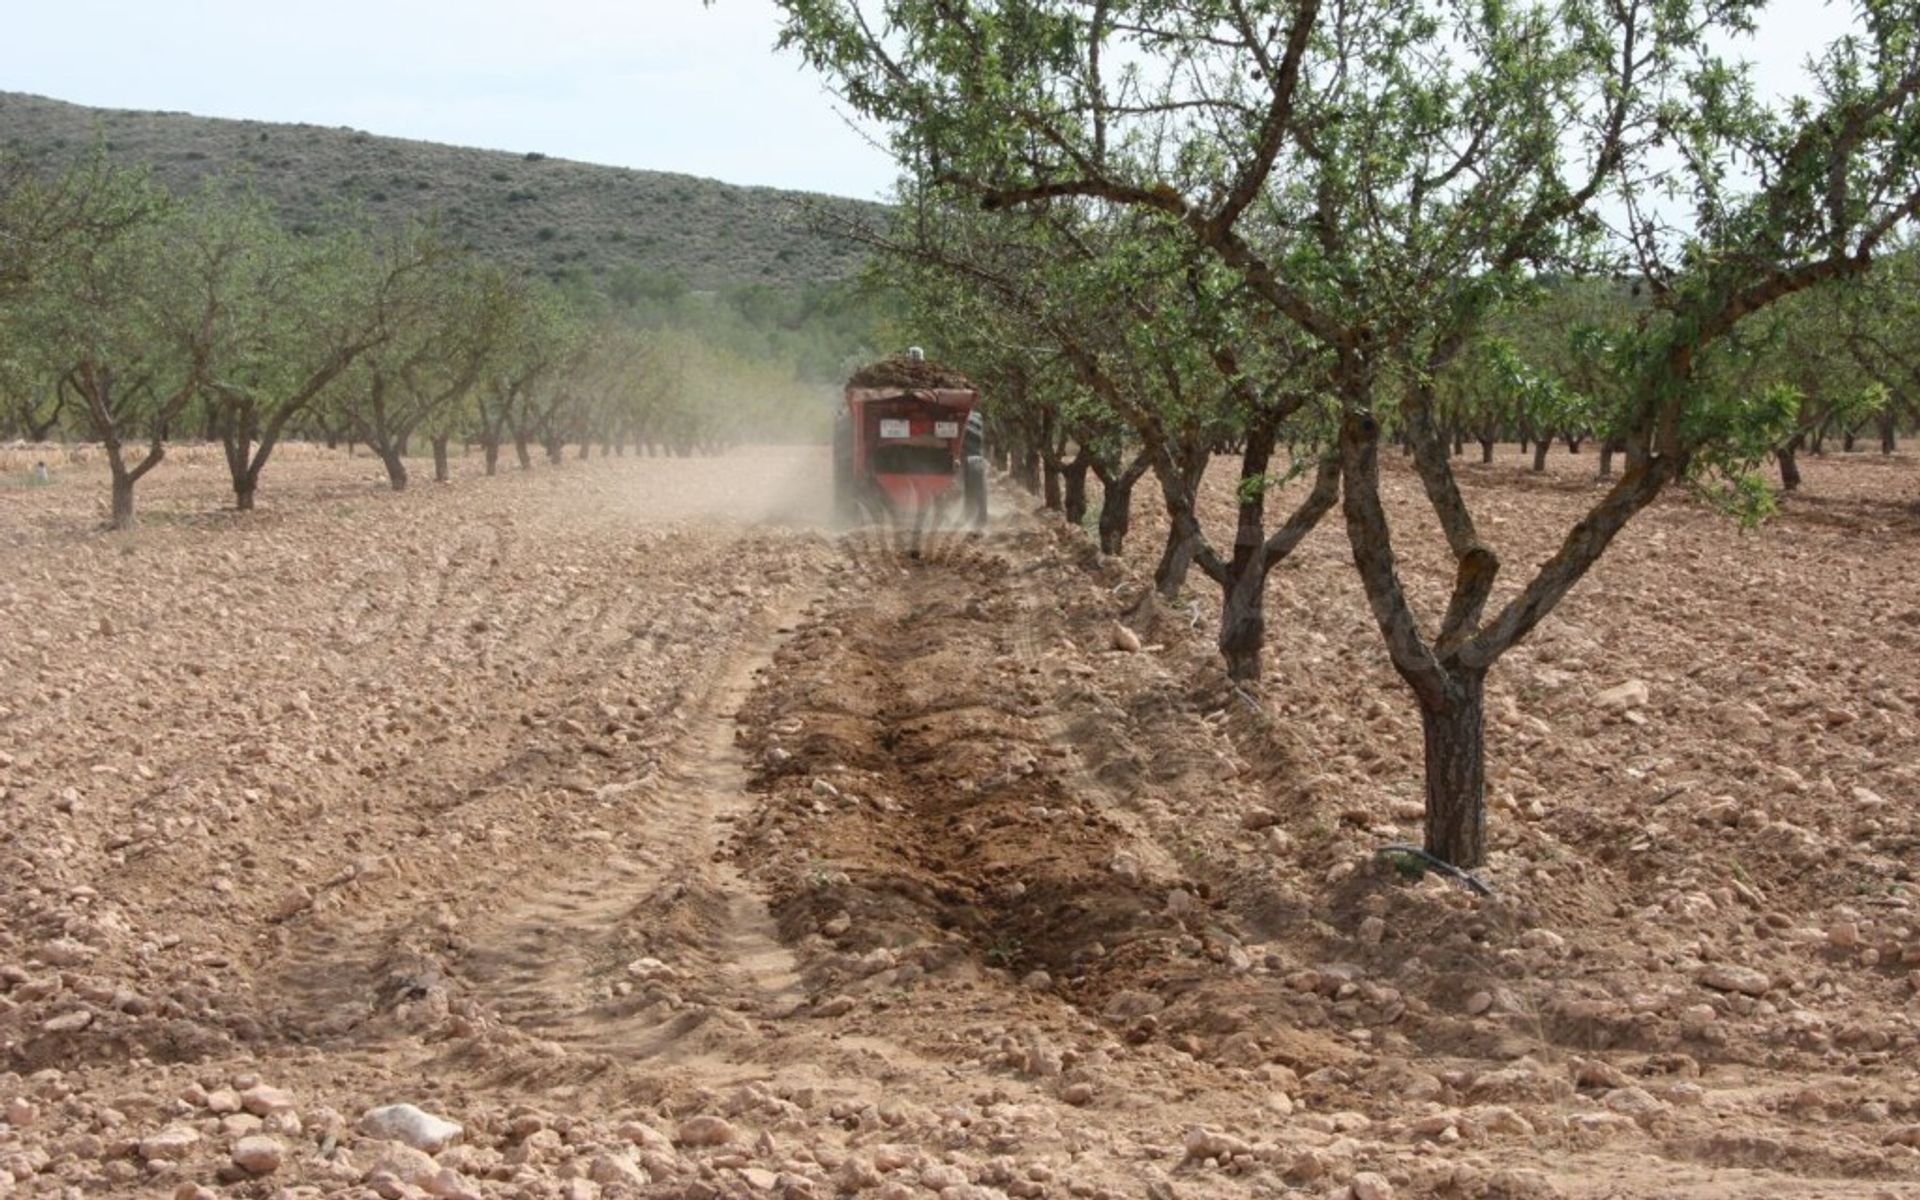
[0,152,869,526]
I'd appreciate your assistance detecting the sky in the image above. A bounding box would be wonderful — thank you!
[0,1,1857,203]
[0,1,901,199]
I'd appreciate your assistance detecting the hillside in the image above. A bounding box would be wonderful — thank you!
[0,91,882,291]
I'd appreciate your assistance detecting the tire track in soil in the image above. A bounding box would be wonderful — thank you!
[450,606,809,1054]
[247,518,821,1061]
[249,597,660,1043]
[424,537,975,1102]
[715,523,1389,1200]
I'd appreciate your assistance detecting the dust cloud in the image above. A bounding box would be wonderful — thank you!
[600,444,837,527]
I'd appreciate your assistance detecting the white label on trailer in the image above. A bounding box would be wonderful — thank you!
[933,421,960,439]
[878,419,911,439]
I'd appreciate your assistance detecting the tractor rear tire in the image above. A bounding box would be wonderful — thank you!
[963,456,988,528]
[833,460,859,525]
[832,413,858,525]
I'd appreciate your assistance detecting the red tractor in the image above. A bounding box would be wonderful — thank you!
[833,352,987,527]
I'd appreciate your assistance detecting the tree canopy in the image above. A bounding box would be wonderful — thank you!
[773,0,1920,866]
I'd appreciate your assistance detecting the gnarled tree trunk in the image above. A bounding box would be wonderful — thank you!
[1418,669,1489,869]
[109,470,136,529]
[1151,439,1210,599]
[1061,454,1092,526]
[1217,563,1268,683]
[1092,450,1149,555]
[377,447,409,491]
[1777,435,1803,491]
[1156,524,1197,598]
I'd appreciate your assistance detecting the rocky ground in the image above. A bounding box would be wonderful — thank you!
[0,441,1915,1200]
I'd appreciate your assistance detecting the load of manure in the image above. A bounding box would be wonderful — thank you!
[846,356,975,390]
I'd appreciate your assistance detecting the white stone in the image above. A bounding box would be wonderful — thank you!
[41,1010,92,1033]
[241,1085,297,1117]
[1350,1171,1394,1200]
[36,939,96,967]
[231,1135,284,1175]
[1519,929,1565,953]
[1182,1125,1253,1161]
[139,1126,200,1162]
[1697,964,1769,997]
[617,1120,673,1152]
[1596,680,1649,710]
[1602,1086,1671,1124]
[588,1153,649,1188]
[674,1115,737,1147]
[360,1104,463,1152]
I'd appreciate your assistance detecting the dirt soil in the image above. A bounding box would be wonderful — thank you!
[0,442,1916,1200]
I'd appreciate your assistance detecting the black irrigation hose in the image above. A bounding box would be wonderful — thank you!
[1375,843,1496,898]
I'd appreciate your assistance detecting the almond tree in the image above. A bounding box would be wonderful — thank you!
[774,0,1920,866]
[203,215,452,509]
[876,197,1339,680]
[476,281,576,473]
[1434,341,1512,466]
[1840,241,1920,453]
[338,247,505,490]
[1,157,89,440]
[3,164,207,527]
[418,264,522,481]
[531,331,598,465]
[1678,285,1880,491]
[568,324,660,460]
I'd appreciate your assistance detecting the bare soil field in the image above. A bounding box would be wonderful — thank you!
[0,443,1916,1200]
